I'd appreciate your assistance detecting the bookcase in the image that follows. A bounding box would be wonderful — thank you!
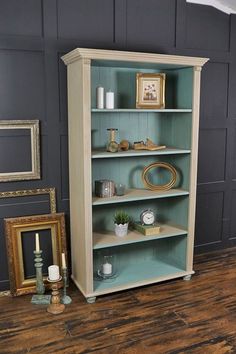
[62,48,208,303]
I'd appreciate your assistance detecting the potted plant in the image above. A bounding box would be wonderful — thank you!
[114,210,130,237]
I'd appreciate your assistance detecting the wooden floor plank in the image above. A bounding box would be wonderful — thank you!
[1,247,236,353]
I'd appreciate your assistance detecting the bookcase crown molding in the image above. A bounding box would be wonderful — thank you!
[61,48,209,67]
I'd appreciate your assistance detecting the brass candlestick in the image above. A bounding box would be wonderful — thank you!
[47,277,65,315]
[61,267,72,305]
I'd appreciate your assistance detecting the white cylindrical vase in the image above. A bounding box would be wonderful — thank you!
[105,91,114,109]
[96,86,104,109]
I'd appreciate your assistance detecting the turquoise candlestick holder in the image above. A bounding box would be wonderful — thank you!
[61,267,72,305]
[31,250,51,305]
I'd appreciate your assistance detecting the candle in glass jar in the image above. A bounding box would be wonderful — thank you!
[62,253,66,269]
[102,262,112,275]
[35,233,40,252]
[105,91,114,109]
[48,265,60,281]
[96,86,104,109]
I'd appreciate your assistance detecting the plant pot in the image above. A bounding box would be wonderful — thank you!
[114,223,129,237]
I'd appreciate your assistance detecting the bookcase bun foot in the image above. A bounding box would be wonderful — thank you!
[86,296,97,304]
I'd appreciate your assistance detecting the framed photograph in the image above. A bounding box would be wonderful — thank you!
[0,120,40,182]
[4,213,67,296]
[136,73,166,109]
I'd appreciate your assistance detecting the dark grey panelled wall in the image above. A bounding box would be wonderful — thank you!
[0,0,235,291]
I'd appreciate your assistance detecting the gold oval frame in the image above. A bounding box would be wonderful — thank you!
[142,162,177,191]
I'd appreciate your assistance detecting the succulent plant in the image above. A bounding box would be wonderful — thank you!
[113,210,130,225]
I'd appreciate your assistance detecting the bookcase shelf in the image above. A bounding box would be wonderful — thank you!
[62,48,208,302]
[92,188,189,206]
[93,259,186,293]
[93,224,187,249]
[91,108,192,113]
[92,148,191,159]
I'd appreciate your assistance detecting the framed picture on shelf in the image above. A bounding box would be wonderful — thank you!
[136,73,166,109]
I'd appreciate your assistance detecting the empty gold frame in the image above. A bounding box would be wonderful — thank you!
[4,213,67,296]
[0,188,57,213]
[0,120,40,182]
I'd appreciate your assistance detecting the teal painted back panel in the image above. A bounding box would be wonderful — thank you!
[92,154,190,191]
[93,235,187,275]
[92,196,189,232]
[91,66,193,109]
[165,68,193,109]
[91,112,192,150]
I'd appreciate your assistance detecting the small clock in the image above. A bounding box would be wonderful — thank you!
[140,209,155,226]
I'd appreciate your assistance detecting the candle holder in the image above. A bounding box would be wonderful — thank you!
[107,128,119,153]
[31,250,51,305]
[61,267,72,305]
[47,277,65,315]
[95,254,118,282]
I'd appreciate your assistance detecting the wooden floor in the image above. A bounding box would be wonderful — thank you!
[1,248,236,354]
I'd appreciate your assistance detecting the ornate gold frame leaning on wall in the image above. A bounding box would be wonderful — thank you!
[4,213,67,296]
[0,187,56,213]
[0,120,40,182]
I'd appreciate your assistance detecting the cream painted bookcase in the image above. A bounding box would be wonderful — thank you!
[62,48,208,303]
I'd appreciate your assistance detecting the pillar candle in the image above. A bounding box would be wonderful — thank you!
[102,262,112,275]
[48,265,60,281]
[96,86,104,109]
[35,233,40,252]
[62,253,66,269]
[105,91,114,109]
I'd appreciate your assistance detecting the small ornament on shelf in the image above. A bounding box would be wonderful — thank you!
[96,254,118,281]
[142,162,177,191]
[107,128,119,153]
[119,139,130,151]
[95,179,115,198]
[115,183,126,196]
[105,90,114,109]
[133,138,166,151]
[96,86,104,109]
[133,209,161,236]
[114,210,130,237]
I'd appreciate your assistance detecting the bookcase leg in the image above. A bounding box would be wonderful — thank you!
[86,296,96,304]
[183,275,192,281]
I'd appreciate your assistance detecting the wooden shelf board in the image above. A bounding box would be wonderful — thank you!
[92,108,192,113]
[93,259,185,292]
[92,148,191,159]
[92,188,189,205]
[93,224,187,249]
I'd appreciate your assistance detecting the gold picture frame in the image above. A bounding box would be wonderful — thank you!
[0,120,40,182]
[136,73,166,109]
[4,213,67,296]
[0,187,56,213]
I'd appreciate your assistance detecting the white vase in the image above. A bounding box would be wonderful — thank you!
[115,223,129,237]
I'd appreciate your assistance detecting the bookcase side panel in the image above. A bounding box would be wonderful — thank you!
[67,58,93,295]
[187,66,202,271]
